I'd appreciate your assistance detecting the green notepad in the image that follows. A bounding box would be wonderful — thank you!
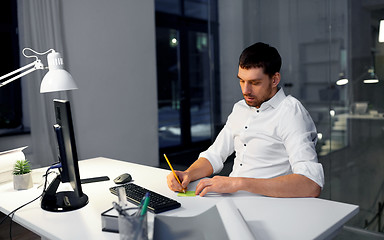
[177,191,196,197]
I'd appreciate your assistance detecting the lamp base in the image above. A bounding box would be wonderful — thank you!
[41,175,88,212]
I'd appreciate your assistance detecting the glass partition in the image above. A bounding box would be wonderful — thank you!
[242,0,384,235]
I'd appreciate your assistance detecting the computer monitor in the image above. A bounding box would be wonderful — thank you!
[41,99,88,212]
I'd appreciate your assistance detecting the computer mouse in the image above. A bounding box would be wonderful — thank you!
[114,173,132,184]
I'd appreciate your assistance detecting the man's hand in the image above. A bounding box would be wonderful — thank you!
[194,174,321,198]
[195,176,240,197]
[166,170,191,192]
[166,157,214,193]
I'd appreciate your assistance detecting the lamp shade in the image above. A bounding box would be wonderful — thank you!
[336,72,348,86]
[363,68,379,84]
[40,51,78,93]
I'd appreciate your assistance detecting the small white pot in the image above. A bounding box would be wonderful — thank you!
[13,172,33,190]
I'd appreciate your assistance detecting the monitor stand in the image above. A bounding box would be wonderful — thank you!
[41,175,89,212]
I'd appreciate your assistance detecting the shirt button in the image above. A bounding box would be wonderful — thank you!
[240,164,243,166]
[244,144,246,146]
[245,126,248,129]
[257,110,260,113]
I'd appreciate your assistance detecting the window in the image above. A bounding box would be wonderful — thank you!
[0,1,21,135]
[155,0,220,164]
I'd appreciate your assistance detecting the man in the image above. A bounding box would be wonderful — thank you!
[167,42,324,198]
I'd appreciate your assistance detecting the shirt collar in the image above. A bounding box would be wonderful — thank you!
[261,87,286,109]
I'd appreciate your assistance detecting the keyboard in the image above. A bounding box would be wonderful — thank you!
[109,183,181,214]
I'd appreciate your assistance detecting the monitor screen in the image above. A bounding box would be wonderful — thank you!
[41,99,88,212]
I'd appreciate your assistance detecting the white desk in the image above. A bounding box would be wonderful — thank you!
[0,157,358,240]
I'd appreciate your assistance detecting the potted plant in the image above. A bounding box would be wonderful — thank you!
[13,159,33,190]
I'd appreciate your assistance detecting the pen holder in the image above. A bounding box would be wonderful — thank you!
[118,208,148,240]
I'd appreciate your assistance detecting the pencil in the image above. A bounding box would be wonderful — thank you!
[163,153,186,193]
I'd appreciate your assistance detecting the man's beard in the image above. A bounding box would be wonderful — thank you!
[243,95,262,107]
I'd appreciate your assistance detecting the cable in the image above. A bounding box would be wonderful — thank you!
[22,48,54,59]
[0,166,57,239]
[9,213,13,240]
[48,162,62,171]
[0,173,46,224]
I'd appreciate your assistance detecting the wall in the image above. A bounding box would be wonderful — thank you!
[60,0,159,166]
[1,0,244,167]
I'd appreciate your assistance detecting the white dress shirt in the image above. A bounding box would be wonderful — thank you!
[199,88,324,188]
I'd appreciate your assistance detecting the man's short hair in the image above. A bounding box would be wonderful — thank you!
[239,42,282,77]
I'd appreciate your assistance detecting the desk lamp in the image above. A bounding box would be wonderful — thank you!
[0,48,77,92]
[363,49,379,84]
[0,48,88,212]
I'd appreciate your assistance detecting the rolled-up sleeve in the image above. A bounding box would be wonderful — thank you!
[292,161,324,188]
[280,99,325,188]
[199,125,235,174]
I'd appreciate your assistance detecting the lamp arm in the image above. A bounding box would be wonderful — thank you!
[0,60,44,87]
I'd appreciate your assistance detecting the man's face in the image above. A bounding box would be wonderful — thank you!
[237,66,280,108]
